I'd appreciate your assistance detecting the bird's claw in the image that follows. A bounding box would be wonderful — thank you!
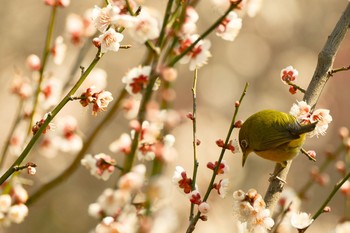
[268,173,287,184]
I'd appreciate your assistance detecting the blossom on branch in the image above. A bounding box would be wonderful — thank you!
[289,100,332,137]
[81,153,116,181]
[122,66,152,99]
[98,28,124,53]
[216,11,242,41]
[66,11,96,46]
[232,189,274,233]
[176,34,212,71]
[280,65,298,84]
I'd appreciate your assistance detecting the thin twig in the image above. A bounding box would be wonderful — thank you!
[186,82,249,233]
[328,65,350,76]
[0,101,24,169]
[189,69,199,221]
[297,143,345,199]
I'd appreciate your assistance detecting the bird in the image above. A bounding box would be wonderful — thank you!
[239,109,317,167]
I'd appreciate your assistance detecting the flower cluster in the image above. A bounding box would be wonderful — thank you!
[79,87,114,116]
[65,10,96,46]
[122,66,152,100]
[81,153,116,181]
[280,65,300,94]
[88,165,146,232]
[0,181,29,226]
[232,189,274,233]
[38,115,83,158]
[110,101,179,163]
[216,11,242,41]
[289,100,332,137]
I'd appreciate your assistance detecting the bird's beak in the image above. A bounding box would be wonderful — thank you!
[242,152,248,167]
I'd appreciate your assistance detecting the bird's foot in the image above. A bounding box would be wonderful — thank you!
[268,173,287,184]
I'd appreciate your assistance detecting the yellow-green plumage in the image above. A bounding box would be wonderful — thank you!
[239,110,317,167]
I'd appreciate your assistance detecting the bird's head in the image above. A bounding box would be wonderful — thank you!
[239,138,251,167]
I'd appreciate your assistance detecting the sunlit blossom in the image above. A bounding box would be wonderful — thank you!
[216,11,242,41]
[51,36,67,65]
[177,34,212,71]
[109,133,132,154]
[233,189,274,233]
[281,65,299,84]
[98,28,124,53]
[290,212,314,230]
[92,4,121,32]
[122,66,152,99]
[26,54,41,71]
[66,11,96,46]
[52,115,83,153]
[81,153,116,181]
[128,9,160,43]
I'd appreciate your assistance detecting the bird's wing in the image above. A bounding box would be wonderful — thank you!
[254,122,300,151]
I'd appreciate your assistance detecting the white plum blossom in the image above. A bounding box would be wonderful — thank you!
[26,54,41,71]
[128,9,160,43]
[290,212,314,230]
[98,28,124,53]
[180,6,199,36]
[216,11,242,41]
[0,195,12,213]
[308,109,333,137]
[122,97,141,119]
[52,36,67,65]
[92,4,121,32]
[243,0,264,17]
[289,100,311,122]
[334,221,350,233]
[7,204,28,224]
[198,202,210,214]
[52,115,83,153]
[66,10,96,46]
[217,178,229,198]
[281,65,299,84]
[109,133,132,154]
[11,74,33,100]
[40,77,63,109]
[233,189,274,233]
[81,153,116,181]
[118,164,146,192]
[122,66,152,99]
[177,34,212,71]
[289,100,332,137]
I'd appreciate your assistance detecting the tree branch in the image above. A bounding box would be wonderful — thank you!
[264,2,350,212]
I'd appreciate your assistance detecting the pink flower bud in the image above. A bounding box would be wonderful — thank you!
[26,54,41,71]
[198,202,210,214]
[161,67,178,82]
[92,38,101,48]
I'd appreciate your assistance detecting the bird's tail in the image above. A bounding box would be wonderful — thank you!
[289,121,318,136]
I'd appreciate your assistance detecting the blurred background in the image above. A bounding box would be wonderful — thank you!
[0,0,350,232]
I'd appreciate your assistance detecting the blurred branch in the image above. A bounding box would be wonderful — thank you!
[264,2,350,212]
[186,82,249,233]
[27,89,127,205]
[0,50,103,185]
[27,6,58,135]
[0,101,24,169]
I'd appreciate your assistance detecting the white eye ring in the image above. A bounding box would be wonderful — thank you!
[240,139,248,149]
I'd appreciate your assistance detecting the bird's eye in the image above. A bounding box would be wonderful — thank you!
[240,139,248,149]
